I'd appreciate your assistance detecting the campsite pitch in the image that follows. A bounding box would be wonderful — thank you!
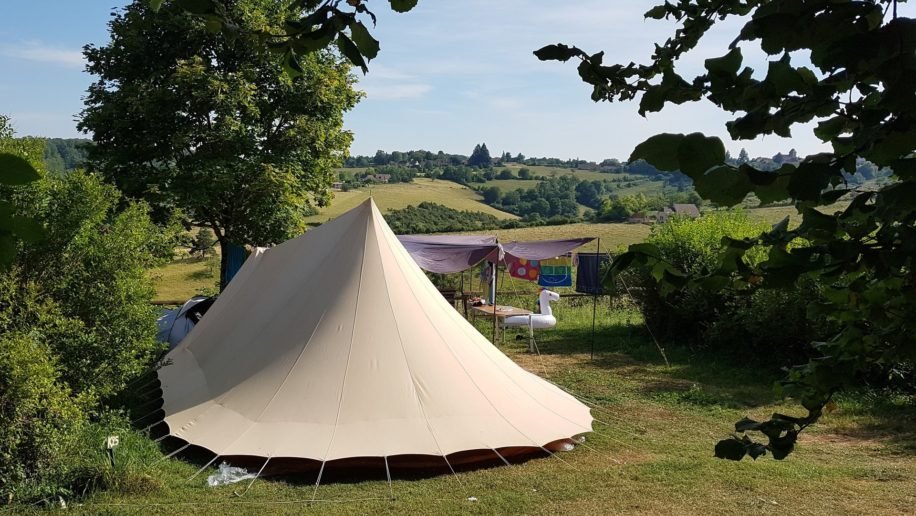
[69,297,914,515]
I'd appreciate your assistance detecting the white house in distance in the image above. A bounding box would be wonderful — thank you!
[629,203,701,224]
[364,173,392,183]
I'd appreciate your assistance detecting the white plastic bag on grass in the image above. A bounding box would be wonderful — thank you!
[207,462,255,486]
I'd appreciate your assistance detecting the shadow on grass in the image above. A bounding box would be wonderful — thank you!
[511,319,778,410]
[824,391,916,455]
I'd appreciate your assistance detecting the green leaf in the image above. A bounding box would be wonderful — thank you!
[714,438,747,460]
[176,0,215,15]
[150,0,165,12]
[677,132,725,177]
[204,16,222,33]
[644,5,668,20]
[869,128,916,167]
[734,417,761,432]
[282,50,304,78]
[349,21,380,60]
[0,153,41,185]
[787,161,833,201]
[889,158,916,180]
[813,116,847,142]
[704,48,742,77]
[388,0,418,13]
[9,216,45,243]
[0,234,15,270]
[533,44,585,62]
[337,34,368,74]
[629,133,684,172]
[694,166,752,206]
[638,85,668,114]
[628,242,662,259]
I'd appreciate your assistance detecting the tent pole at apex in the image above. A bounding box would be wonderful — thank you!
[591,237,600,360]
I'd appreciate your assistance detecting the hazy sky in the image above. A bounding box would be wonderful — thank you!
[1,0,848,161]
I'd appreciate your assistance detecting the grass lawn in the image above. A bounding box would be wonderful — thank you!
[72,293,915,514]
[304,178,517,225]
[149,254,219,303]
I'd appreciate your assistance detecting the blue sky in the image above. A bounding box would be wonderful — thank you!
[0,0,841,161]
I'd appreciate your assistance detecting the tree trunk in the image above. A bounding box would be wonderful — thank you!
[217,236,230,292]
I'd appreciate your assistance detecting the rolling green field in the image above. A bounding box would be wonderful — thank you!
[463,223,650,252]
[305,178,517,225]
[72,295,914,515]
[482,165,668,198]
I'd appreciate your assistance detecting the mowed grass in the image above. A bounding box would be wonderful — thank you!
[304,178,517,225]
[74,296,915,515]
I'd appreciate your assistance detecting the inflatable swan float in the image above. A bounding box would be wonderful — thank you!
[503,289,560,330]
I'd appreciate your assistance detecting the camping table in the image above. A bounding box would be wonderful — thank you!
[470,305,533,345]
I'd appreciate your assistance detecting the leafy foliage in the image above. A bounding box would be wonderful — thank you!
[0,168,178,501]
[621,211,830,368]
[151,0,419,74]
[384,202,504,234]
[0,116,45,271]
[0,332,86,501]
[83,0,361,288]
[538,0,916,459]
[190,227,217,257]
[486,176,580,220]
[43,138,92,175]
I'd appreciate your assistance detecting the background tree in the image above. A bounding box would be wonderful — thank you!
[467,143,492,168]
[537,0,916,460]
[190,227,217,257]
[82,0,360,289]
[737,148,749,164]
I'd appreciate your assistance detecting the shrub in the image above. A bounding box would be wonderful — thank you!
[0,332,85,502]
[384,202,504,234]
[0,171,178,502]
[624,211,830,365]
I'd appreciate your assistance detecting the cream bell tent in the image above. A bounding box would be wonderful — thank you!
[157,198,592,472]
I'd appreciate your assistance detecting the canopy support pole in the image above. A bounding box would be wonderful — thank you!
[490,261,498,344]
[186,454,219,482]
[235,456,270,497]
[148,443,189,468]
[591,237,600,360]
[311,460,326,502]
[383,456,394,500]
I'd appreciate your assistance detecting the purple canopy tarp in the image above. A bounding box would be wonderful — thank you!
[397,235,500,274]
[397,235,594,274]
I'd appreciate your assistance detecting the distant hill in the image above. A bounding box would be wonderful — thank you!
[44,138,92,174]
[304,178,517,225]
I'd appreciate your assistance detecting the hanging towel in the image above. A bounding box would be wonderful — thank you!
[222,243,248,287]
[575,252,610,294]
[505,256,541,282]
[538,257,572,287]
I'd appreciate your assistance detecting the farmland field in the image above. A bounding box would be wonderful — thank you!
[304,178,517,225]
[463,223,650,252]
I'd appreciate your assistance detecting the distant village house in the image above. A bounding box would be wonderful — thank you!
[364,173,392,183]
[629,203,700,224]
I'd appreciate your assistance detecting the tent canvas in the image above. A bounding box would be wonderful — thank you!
[157,199,592,469]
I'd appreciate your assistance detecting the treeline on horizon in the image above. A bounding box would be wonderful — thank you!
[345,144,893,187]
